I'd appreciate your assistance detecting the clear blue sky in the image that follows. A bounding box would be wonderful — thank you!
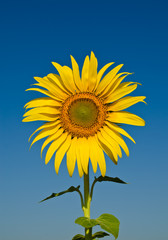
[0,0,168,240]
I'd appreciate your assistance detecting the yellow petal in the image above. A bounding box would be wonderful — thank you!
[45,76,69,99]
[41,128,63,156]
[22,113,58,122]
[110,74,133,93]
[55,135,71,174]
[30,123,61,149]
[117,81,141,88]
[106,121,135,143]
[96,64,123,95]
[47,73,71,95]
[76,139,84,178]
[28,121,60,142]
[29,126,45,142]
[34,76,66,100]
[103,125,129,157]
[23,106,60,117]
[24,97,61,109]
[88,137,98,173]
[33,76,55,92]
[70,55,83,91]
[108,96,146,111]
[51,62,75,94]
[62,66,77,92]
[45,132,68,164]
[66,137,77,177]
[78,138,89,174]
[97,131,119,164]
[94,136,106,176]
[95,62,114,90]
[101,73,132,98]
[99,128,122,159]
[107,111,145,126]
[81,55,89,91]
[88,51,98,91]
[105,84,138,103]
[25,88,60,101]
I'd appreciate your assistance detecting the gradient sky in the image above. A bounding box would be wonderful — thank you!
[1,0,168,240]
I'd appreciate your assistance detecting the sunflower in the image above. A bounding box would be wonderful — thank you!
[23,52,145,177]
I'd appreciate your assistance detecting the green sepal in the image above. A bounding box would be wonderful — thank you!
[92,231,110,238]
[96,214,120,239]
[95,176,127,184]
[75,217,98,228]
[72,234,85,240]
[39,185,80,203]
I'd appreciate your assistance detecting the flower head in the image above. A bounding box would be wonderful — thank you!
[23,52,145,177]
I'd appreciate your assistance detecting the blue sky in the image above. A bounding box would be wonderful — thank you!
[0,0,168,239]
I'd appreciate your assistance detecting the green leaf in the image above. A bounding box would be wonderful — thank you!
[75,214,120,239]
[96,214,120,239]
[95,176,127,184]
[92,231,110,239]
[39,185,80,203]
[90,176,128,199]
[75,217,98,228]
[72,234,85,240]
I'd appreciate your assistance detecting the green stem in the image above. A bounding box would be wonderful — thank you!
[83,171,92,240]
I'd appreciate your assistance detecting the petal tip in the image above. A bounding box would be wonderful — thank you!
[90,51,95,57]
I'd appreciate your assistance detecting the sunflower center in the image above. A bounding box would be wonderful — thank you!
[61,93,107,137]
[69,100,98,127]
